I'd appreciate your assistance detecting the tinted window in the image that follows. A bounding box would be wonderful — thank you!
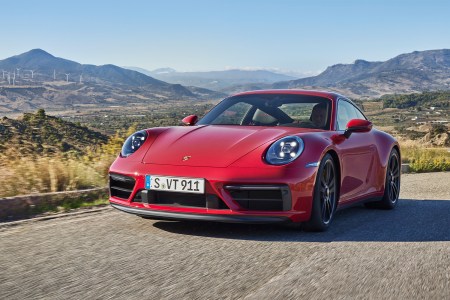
[337,100,366,130]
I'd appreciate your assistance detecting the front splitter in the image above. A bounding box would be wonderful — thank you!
[111,203,291,224]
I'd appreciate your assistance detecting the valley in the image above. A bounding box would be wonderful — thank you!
[0,49,449,199]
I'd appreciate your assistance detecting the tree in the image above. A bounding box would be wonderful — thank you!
[36,109,46,119]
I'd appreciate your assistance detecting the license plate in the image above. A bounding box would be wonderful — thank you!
[145,175,205,194]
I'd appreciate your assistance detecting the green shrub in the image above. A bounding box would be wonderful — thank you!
[401,145,450,172]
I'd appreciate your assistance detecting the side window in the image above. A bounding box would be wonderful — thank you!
[337,101,351,130]
[337,100,365,130]
[337,100,366,130]
[353,106,367,120]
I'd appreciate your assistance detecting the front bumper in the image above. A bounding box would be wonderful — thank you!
[109,162,317,223]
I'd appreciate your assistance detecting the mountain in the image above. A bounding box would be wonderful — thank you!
[0,109,107,156]
[0,49,224,113]
[272,49,450,98]
[125,67,297,90]
[0,49,172,87]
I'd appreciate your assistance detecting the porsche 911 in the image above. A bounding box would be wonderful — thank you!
[109,90,400,231]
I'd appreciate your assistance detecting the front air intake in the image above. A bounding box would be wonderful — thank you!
[224,185,291,211]
[109,173,136,200]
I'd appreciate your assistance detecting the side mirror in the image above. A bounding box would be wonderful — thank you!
[182,115,198,126]
[344,119,372,138]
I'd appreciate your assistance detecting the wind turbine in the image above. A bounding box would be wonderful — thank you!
[65,73,70,82]
[16,68,20,78]
[2,70,6,80]
[29,70,35,79]
[7,72,10,85]
[53,69,56,80]
[79,74,82,84]
[12,71,16,85]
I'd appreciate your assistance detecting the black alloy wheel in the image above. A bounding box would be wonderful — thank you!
[303,153,337,231]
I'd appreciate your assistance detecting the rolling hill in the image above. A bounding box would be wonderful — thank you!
[1,49,180,88]
[0,109,107,156]
[0,49,224,113]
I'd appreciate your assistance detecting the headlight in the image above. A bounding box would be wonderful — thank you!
[265,136,304,165]
[121,130,148,157]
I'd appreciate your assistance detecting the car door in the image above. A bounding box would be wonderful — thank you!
[335,99,378,203]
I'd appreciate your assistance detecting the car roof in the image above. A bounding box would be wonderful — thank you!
[232,89,343,101]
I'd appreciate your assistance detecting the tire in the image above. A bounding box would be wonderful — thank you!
[303,154,338,232]
[365,149,400,209]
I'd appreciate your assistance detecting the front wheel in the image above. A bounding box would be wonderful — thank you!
[303,154,337,232]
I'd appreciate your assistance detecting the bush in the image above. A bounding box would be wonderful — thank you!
[36,108,46,119]
[401,145,450,172]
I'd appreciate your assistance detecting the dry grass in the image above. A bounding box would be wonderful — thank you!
[0,155,109,197]
[398,138,450,172]
[0,128,128,198]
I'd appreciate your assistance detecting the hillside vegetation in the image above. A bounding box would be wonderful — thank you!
[380,91,450,109]
[0,109,125,197]
[0,109,107,156]
[65,103,214,135]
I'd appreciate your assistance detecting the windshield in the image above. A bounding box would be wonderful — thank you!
[198,94,332,130]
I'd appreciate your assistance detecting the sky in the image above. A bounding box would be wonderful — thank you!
[1,0,449,75]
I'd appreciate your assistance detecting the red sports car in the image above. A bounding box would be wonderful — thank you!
[109,90,400,231]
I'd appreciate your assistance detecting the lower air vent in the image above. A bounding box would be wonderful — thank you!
[132,190,143,202]
[225,185,291,211]
[109,173,136,200]
[155,191,206,208]
[134,190,229,209]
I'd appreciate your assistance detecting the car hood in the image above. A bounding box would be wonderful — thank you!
[142,125,307,167]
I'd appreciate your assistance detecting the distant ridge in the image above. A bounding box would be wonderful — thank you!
[0,49,225,113]
[0,49,183,88]
[125,66,297,90]
[271,49,450,97]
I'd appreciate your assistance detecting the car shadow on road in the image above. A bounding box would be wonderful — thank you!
[152,199,450,242]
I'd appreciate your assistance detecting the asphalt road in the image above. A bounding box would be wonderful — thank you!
[1,172,449,299]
